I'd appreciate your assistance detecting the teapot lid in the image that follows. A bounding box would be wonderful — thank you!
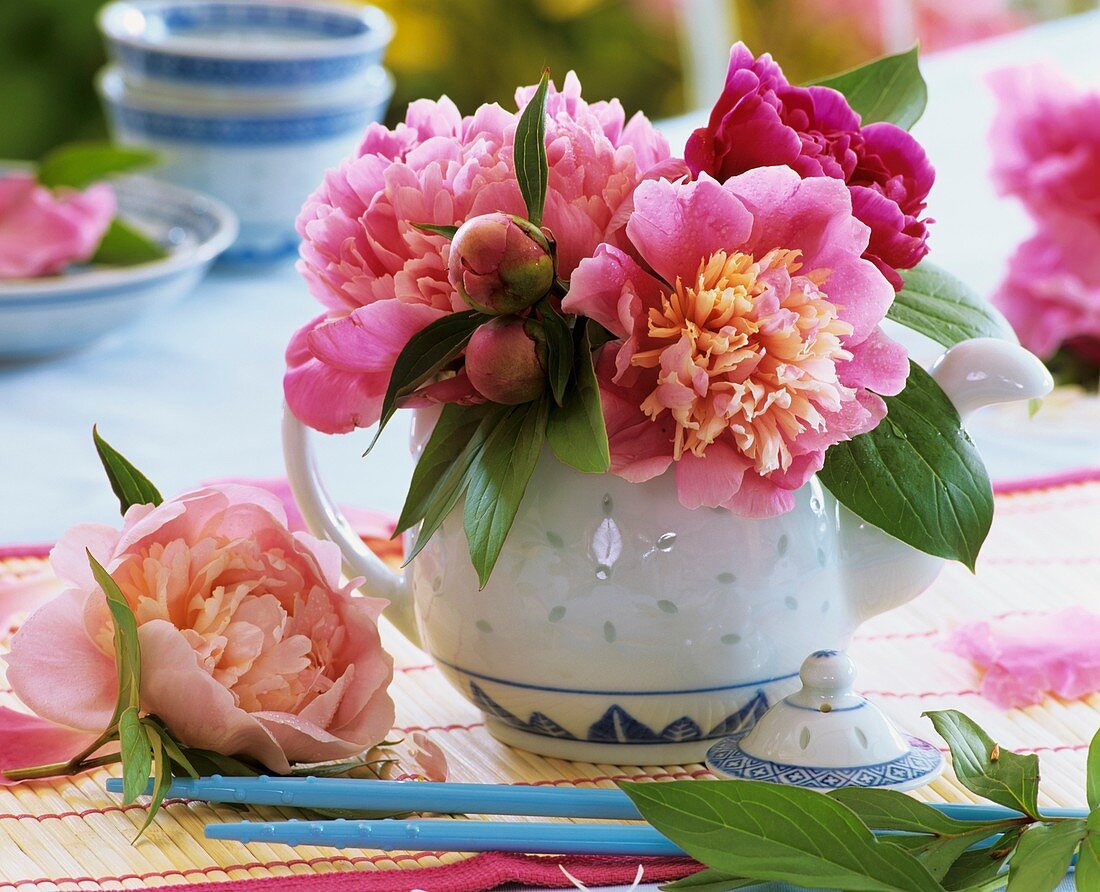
[705,650,943,792]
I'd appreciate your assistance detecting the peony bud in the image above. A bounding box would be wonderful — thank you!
[448,212,554,314]
[465,316,547,405]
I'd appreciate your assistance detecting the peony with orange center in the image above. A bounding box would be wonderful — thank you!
[563,168,909,518]
[6,485,395,773]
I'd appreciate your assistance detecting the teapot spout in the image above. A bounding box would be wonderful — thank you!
[929,338,1053,420]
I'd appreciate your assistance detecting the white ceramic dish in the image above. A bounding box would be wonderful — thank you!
[98,0,393,101]
[0,175,236,361]
[97,64,393,261]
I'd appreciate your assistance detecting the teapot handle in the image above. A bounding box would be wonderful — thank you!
[282,406,422,647]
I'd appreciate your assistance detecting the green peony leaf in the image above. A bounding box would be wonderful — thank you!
[812,45,927,130]
[1006,820,1086,891]
[134,723,172,837]
[1088,728,1100,811]
[463,398,549,586]
[87,550,141,722]
[619,779,943,891]
[36,141,158,190]
[119,707,152,805]
[395,403,495,535]
[888,262,1016,348]
[662,868,755,890]
[547,322,611,473]
[818,361,993,570]
[90,219,168,266]
[924,710,1041,819]
[1077,818,1100,892]
[830,788,1024,881]
[93,426,163,515]
[411,222,459,240]
[367,310,488,452]
[402,405,507,565]
[538,298,573,406]
[514,70,550,226]
[940,826,1023,891]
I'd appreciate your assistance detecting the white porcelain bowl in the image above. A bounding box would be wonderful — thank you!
[98,0,393,102]
[0,175,236,361]
[97,64,393,261]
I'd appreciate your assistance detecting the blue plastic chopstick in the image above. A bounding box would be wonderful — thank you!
[106,775,1088,823]
[206,817,685,856]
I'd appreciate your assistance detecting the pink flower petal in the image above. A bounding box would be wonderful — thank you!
[837,326,909,396]
[308,302,447,374]
[562,245,657,339]
[721,472,797,518]
[0,708,105,784]
[626,175,754,285]
[137,620,291,773]
[943,607,1100,708]
[285,316,389,433]
[5,588,116,732]
[673,441,752,510]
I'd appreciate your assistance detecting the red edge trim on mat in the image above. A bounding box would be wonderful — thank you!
[2,853,702,892]
[990,466,1100,494]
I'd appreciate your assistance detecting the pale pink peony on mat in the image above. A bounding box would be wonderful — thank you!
[4,484,394,772]
[0,173,114,278]
[563,167,908,517]
[943,607,1100,709]
[286,73,672,435]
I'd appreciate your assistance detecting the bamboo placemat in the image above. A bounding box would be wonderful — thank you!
[0,472,1098,890]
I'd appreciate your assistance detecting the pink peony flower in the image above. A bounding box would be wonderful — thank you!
[0,173,115,278]
[992,217,1100,360]
[989,65,1100,228]
[563,167,907,517]
[286,73,671,434]
[685,43,934,289]
[4,484,394,773]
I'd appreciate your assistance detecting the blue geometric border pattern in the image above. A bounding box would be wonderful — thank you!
[706,736,944,788]
[105,104,382,145]
[470,682,769,744]
[111,4,385,86]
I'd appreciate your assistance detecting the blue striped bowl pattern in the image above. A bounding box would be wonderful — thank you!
[98,1,393,91]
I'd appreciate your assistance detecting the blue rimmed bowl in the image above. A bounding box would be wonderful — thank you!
[0,175,237,361]
[97,0,393,100]
[97,64,393,261]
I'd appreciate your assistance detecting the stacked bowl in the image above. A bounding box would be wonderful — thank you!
[96,0,394,261]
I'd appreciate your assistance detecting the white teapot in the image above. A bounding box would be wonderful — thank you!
[284,338,1051,765]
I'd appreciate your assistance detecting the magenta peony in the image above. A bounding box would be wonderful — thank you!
[563,167,908,518]
[0,173,114,278]
[685,43,933,289]
[992,218,1100,361]
[286,73,671,435]
[5,484,394,773]
[989,65,1100,228]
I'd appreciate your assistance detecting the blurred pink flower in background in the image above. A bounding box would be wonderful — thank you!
[990,64,1100,367]
[563,168,907,517]
[816,0,1030,53]
[5,484,394,773]
[993,220,1100,361]
[286,73,671,435]
[0,173,114,278]
[685,43,934,289]
[989,65,1100,227]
